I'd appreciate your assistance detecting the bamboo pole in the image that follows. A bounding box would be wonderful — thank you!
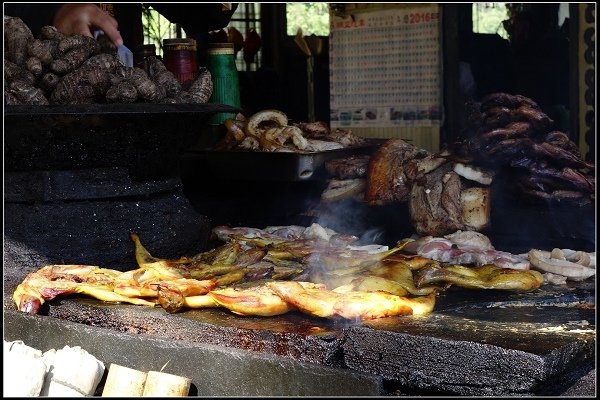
[101,364,148,397]
[142,370,191,397]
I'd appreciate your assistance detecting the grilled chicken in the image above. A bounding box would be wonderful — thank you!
[13,265,156,315]
[414,264,544,292]
[267,281,436,320]
[14,222,563,319]
[209,280,325,317]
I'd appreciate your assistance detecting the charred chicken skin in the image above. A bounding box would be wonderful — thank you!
[13,265,156,315]
[12,224,559,320]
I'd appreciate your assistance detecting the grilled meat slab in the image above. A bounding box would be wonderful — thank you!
[325,154,370,179]
[365,139,428,205]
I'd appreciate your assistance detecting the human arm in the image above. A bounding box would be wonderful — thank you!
[52,3,123,45]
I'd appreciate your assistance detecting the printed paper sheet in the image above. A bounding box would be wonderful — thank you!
[329,4,443,129]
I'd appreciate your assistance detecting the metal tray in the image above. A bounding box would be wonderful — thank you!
[183,141,381,182]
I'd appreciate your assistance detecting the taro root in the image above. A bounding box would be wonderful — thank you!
[50,62,115,104]
[39,72,60,94]
[4,59,35,84]
[27,39,58,65]
[106,80,138,103]
[4,16,34,65]
[7,79,49,105]
[5,17,217,106]
[25,56,43,77]
[50,34,101,75]
[187,67,213,103]
[146,56,181,97]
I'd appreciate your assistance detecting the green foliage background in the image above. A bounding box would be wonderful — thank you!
[142,7,180,56]
[142,3,510,53]
[284,3,508,38]
[472,3,509,39]
[286,3,330,36]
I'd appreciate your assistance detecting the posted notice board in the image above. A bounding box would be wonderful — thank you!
[329,4,443,130]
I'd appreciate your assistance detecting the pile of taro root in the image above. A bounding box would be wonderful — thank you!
[4,16,212,105]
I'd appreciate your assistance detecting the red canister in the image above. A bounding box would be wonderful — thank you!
[162,38,198,85]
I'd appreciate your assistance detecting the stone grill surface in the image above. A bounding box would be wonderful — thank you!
[3,105,596,396]
[3,277,595,396]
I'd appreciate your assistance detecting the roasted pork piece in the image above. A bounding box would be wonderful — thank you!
[321,179,366,202]
[365,139,429,205]
[408,163,464,236]
[321,155,370,202]
[325,154,370,179]
[297,124,366,148]
[401,230,530,270]
[408,161,492,237]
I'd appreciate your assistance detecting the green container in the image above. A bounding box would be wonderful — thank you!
[206,43,240,125]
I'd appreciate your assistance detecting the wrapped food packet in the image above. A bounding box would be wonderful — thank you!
[101,364,148,397]
[40,345,105,397]
[3,340,47,396]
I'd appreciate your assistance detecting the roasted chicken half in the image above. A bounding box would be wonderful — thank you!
[414,264,544,292]
[13,265,156,315]
[267,281,436,320]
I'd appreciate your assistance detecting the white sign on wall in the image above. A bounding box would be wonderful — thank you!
[329,4,443,129]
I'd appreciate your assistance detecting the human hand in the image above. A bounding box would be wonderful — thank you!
[53,3,123,46]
